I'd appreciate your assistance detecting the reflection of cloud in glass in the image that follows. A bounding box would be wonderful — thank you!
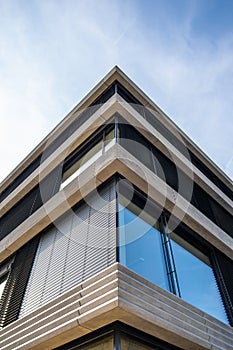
[119,194,228,325]
[171,239,228,323]
[119,205,169,291]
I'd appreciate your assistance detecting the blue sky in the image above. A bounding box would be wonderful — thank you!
[0,0,233,182]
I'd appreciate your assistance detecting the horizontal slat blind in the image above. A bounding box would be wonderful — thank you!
[0,165,62,240]
[0,236,39,327]
[20,182,116,317]
[211,250,233,326]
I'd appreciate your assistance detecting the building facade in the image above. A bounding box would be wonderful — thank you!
[0,67,232,349]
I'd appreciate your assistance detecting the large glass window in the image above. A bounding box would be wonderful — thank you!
[170,233,228,323]
[118,198,168,290]
[117,181,229,324]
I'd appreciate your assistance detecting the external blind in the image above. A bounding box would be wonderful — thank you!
[20,181,116,317]
[211,250,233,326]
[0,236,39,327]
[0,165,62,240]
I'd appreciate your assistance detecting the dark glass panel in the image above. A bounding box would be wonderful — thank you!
[119,122,154,172]
[192,183,233,238]
[118,119,232,238]
[0,155,41,202]
[0,165,62,240]
[189,151,233,201]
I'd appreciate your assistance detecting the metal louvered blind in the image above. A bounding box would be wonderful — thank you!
[0,165,62,240]
[20,182,116,317]
[211,250,233,326]
[0,236,39,327]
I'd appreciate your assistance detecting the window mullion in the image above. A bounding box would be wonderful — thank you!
[160,215,181,297]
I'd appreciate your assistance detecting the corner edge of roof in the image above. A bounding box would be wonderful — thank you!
[0,66,132,190]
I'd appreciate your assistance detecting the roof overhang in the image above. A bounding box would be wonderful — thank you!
[1,66,232,196]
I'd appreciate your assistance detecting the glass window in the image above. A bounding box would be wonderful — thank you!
[0,274,7,300]
[117,181,228,325]
[61,126,115,189]
[62,138,103,185]
[118,195,168,290]
[105,128,115,146]
[170,233,228,323]
[119,123,154,172]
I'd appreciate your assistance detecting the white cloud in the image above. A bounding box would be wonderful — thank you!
[114,9,233,180]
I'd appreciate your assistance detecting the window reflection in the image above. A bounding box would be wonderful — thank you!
[105,128,115,147]
[61,127,115,189]
[118,184,228,325]
[170,233,228,323]
[0,274,7,300]
[118,197,168,290]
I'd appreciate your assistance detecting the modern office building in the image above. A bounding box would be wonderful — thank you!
[0,66,232,350]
